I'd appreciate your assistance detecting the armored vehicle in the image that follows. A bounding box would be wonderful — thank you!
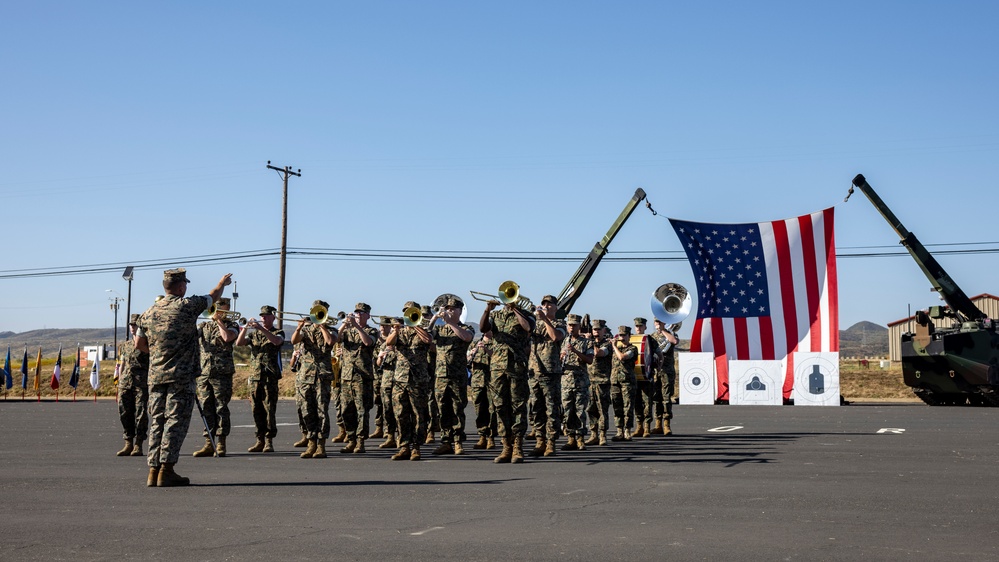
[849,174,999,406]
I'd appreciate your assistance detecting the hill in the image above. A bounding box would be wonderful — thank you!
[839,321,888,358]
[0,328,127,357]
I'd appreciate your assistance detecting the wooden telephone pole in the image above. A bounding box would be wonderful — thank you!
[266,161,301,330]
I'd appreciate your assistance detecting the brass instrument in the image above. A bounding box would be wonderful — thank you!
[372,315,401,326]
[432,293,468,324]
[650,282,692,327]
[469,280,534,311]
[201,303,247,325]
[402,306,423,328]
[277,304,338,325]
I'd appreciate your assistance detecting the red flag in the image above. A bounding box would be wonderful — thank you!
[670,208,839,401]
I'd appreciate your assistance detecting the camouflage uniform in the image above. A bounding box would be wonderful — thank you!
[294,323,334,440]
[587,337,613,435]
[487,307,534,439]
[611,335,638,433]
[196,318,238,439]
[331,343,344,432]
[560,334,592,440]
[468,338,496,439]
[654,329,677,421]
[117,336,149,442]
[432,322,474,446]
[137,292,210,467]
[246,327,285,440]
[392,327,431,449]
[339,323,378,441]
[529,317,566,441]
[375,339,398,438]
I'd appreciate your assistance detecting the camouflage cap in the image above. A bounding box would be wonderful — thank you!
[444,296,464,308]
[260,305,277,315]
[128,313,141,325]
[634,317,647,326]
[312,299,330,310]
[618,325,632,336]
[403,301,421,311]
[565,313,581,325]
[163,268,189,283]
[216,297,231,308]
[421,305,433,315]
[355,302,372,313]
[540,294,558,305]
[591,319,606,329]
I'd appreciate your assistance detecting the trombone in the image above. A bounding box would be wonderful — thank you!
[201,303,247,326]
[277,304,341,325]
[469,280,534,311]
[402,306,423,327]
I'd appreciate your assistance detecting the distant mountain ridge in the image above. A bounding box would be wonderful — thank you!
[0,321,890,358]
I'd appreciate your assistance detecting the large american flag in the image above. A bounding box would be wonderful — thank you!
[670,208,838,401]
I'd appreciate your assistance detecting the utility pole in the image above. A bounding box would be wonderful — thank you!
[267,161,301,331]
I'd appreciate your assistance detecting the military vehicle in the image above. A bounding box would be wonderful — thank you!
[848,174,999,406]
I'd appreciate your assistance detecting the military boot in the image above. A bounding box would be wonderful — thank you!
[624,428,632,441]
[454,442,464,455]
[633,423,646,438]
[433,442,454,455]
[247,437,265,453]
[643,421,653,437]
[369,424,384,439]
[663,418,673,436]
[131,440,144,457]
[311,439,327,458]
[354,438,366,454]
[301,439,317,459]
[511,435,525,464]
[215,436,226,458]
[340,438,357,454]
[650,417,664,435]
[425,431,435,444]
[583,432,599,446]
[379,434,397,449]
[332,424,347,443]
[611,428,626,442]
[473,435,488,449]
[116,439,134,457]
[391,446,411,461]
[192,438,215,458]
[577,436,587,451]
[410,446,422,461]
[598,431,608,446]
[544,439,556,457]
[157,463,190,487]
[485,436,496,449]
[293,433,309,448]
[561,436,578,451]
[262,437,275,453]
[146,466,160,487]
[493,436,512,463]
[530,437,545,457]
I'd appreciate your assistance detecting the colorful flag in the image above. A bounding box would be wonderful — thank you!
[2,347,11,390]
[20,346,28,390]
[90,356,100,390]
[51,344,62,390]
[670,208,839,401]
[68,346,80,389]
[34,347,42,397]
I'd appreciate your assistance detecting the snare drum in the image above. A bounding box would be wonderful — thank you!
[630,334,654,382]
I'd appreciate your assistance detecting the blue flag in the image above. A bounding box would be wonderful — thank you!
[68,345,81,389]
[20,346,28,390]
[2,347,11,389]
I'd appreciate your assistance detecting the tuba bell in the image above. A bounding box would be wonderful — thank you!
[650,282,692,326]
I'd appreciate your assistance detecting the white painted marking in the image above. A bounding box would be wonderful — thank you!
[231,423,299,428]
[877,428,906,434]
[707,426,744,433]
[411,526,445,536]
[561,489,586,496]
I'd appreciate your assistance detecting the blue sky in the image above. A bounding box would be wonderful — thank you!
[2,2,997,338]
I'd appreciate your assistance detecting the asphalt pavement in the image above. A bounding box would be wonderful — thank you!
[1,397,997,561]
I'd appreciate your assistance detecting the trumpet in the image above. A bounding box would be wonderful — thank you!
[402,306,423,328]
[372,315,401,326]
[201,304,247,325]
[469,280,534,311]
